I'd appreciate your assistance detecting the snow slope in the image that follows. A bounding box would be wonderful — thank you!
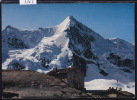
[2,16,135,94]
[85,64,135,94]
[85,79,135,94]
[2,16,97,73]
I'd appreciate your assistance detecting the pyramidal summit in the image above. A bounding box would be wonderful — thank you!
[2,16,135,94]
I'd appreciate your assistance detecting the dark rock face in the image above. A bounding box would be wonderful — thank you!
[107,53,134,69]
[7,37,28,49]
[65,26,95,76]
[72,54,87,76]
[99,70,108,76]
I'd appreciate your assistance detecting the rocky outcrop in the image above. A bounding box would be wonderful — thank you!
[2,70,87,99]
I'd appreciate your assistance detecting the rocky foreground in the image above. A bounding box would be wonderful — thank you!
[2,70,88,99]
[2,70,135,99]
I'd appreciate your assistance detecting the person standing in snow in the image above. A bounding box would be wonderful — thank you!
[117,79,118,84]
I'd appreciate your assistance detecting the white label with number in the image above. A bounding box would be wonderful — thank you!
[19,0,37,5]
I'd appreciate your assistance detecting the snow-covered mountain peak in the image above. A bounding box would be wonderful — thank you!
[6,25,16,29]
[66,16,75,20]
[109,38,127,42]
[109,38,133,46]
[2,16,135,94]
[5,25,19,32]
[64,16,76,23]
[58,16,78,28]
[109,38,126,42]
[109,37,119,40]
[6,25,13,28]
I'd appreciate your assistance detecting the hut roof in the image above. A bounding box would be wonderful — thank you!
[47,67,84,76]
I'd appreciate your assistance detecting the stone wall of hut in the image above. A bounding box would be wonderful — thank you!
[67,69,84,90]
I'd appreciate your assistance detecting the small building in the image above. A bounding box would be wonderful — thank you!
[47,67,85,90]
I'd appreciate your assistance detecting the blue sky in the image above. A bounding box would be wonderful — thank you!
[2,3,134,43]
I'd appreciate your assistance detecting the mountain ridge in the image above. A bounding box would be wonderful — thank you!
[2,16,135,94]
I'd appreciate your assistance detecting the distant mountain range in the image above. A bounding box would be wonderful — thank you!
[2,16,135,94]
